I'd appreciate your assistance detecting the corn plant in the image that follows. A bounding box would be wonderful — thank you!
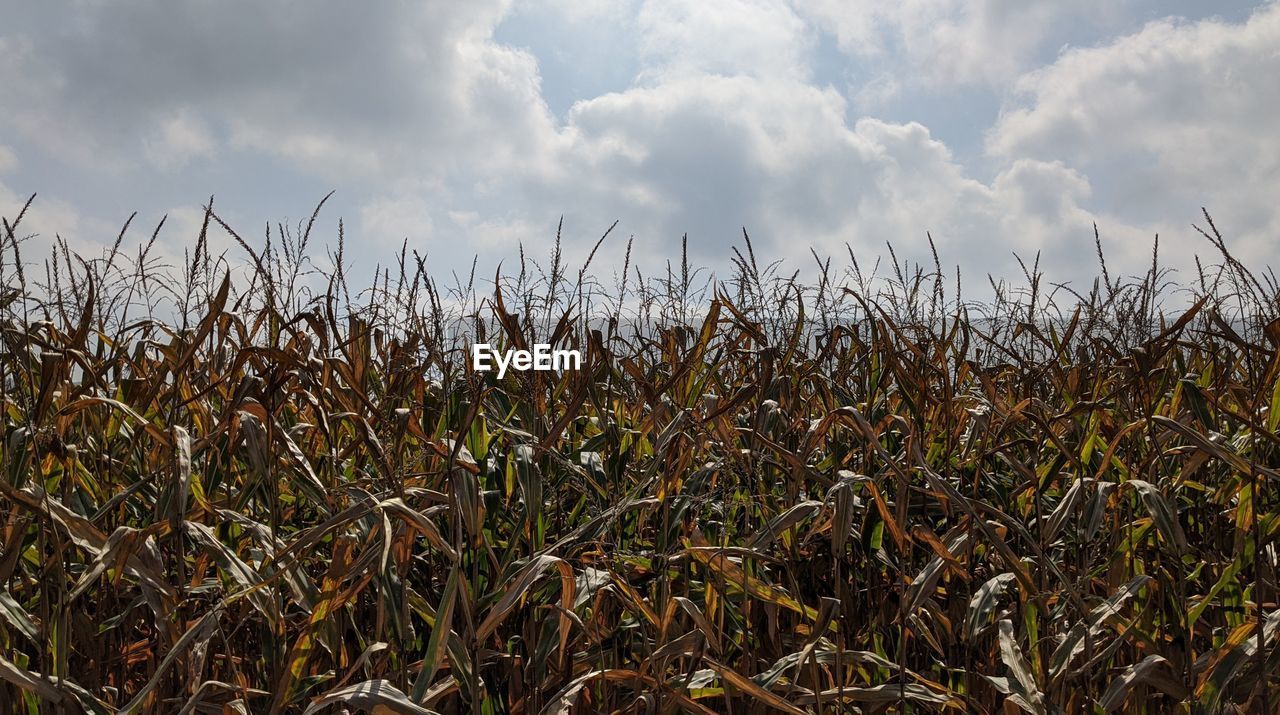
[1,195,1278,713]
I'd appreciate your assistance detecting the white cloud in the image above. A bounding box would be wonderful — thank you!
[636,0,812,81]
[989,2,1280,267]
[0,33,122,171]
[2,186,238,290]
[143,108,215,170]
[527,0,638,25]
[0,181,98,261]
[526,73,1133,282]
[1,1,559,182]
[360,194,436,250]
[0,146,16,173]
[446,211,550,259]
[795,0,1120,88]
[2,0,1272,293]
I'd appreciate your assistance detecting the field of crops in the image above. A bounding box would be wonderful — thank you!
[2,197,1279,713]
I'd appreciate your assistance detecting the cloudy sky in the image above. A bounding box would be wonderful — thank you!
[1,0,1276,292]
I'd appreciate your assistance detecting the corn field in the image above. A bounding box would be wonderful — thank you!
[1,195,1279,713]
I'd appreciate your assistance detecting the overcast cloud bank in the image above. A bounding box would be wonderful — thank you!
[1,0,1275,290]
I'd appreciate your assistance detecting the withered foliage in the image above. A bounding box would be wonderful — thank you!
[2,196,1279,713]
